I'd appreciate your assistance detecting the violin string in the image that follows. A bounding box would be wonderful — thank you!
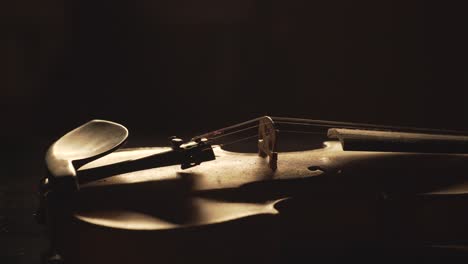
[216,134,259,148]
[277,130,325,135]
[205,124,259,141]
[193,116,374,143]
[272,117,467,135]
[272,117,400,129]
[194,116,468,147]
[274,121,390,131]
[192,117,263,141]
[214,130,325,149]
[204,122,458,147]
[204,123,325,145]
[213,131,325,150]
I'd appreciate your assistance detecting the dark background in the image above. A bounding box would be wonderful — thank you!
[1,0,467,263]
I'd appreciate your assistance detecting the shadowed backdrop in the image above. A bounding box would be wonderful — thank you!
[0,0,467,263]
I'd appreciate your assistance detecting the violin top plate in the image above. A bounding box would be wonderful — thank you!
[74,143,468,230]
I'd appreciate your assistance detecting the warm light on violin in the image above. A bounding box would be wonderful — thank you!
[38,116,468,264]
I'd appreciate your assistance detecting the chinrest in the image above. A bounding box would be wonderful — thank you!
[45,119,128,191]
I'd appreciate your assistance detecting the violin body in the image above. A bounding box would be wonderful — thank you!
[45,140,468,263]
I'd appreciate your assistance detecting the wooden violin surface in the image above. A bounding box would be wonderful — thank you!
[40,117,468,263]
[46,143,468,264]
[73,141,468,231]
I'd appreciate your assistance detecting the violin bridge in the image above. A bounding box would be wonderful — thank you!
[258,116,278,171]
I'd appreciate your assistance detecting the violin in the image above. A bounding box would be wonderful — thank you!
[37,116,468,264]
